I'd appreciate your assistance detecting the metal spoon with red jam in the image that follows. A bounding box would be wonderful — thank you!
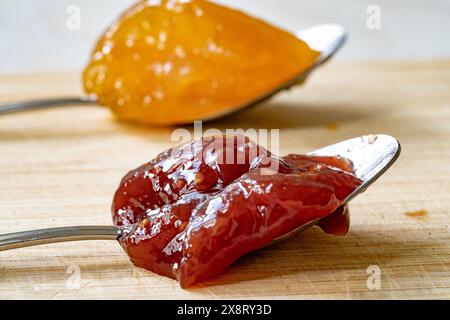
[0,134,400,287]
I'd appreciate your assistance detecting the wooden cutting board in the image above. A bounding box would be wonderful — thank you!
[0,60,449,299]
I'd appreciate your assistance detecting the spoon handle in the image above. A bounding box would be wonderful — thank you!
[0,96,97,115]
[0,226,119,251]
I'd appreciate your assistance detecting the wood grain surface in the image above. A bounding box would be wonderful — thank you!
[0,60,449,299]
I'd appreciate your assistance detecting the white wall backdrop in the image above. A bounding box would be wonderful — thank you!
[1,0,449,73]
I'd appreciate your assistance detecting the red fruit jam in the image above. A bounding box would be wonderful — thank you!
[113,135,361,287]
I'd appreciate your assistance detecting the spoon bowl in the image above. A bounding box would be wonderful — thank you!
[200,24,347,122]
[273,134,401,243]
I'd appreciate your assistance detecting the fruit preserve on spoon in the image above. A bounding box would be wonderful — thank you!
[83,0,319,125]
[113,135,361,287]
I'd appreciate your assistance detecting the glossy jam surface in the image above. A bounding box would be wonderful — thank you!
[83,0,320,125]
[113,135,361,287]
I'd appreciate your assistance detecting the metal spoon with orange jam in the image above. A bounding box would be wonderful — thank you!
[83,0,320,125]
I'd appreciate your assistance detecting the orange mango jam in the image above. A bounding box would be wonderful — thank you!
[83,0,320,125]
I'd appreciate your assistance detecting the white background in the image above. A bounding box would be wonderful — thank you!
[1,0,449,73]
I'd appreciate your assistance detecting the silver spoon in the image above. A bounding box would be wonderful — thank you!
[0,24,347,121]
[0,134,400,252]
